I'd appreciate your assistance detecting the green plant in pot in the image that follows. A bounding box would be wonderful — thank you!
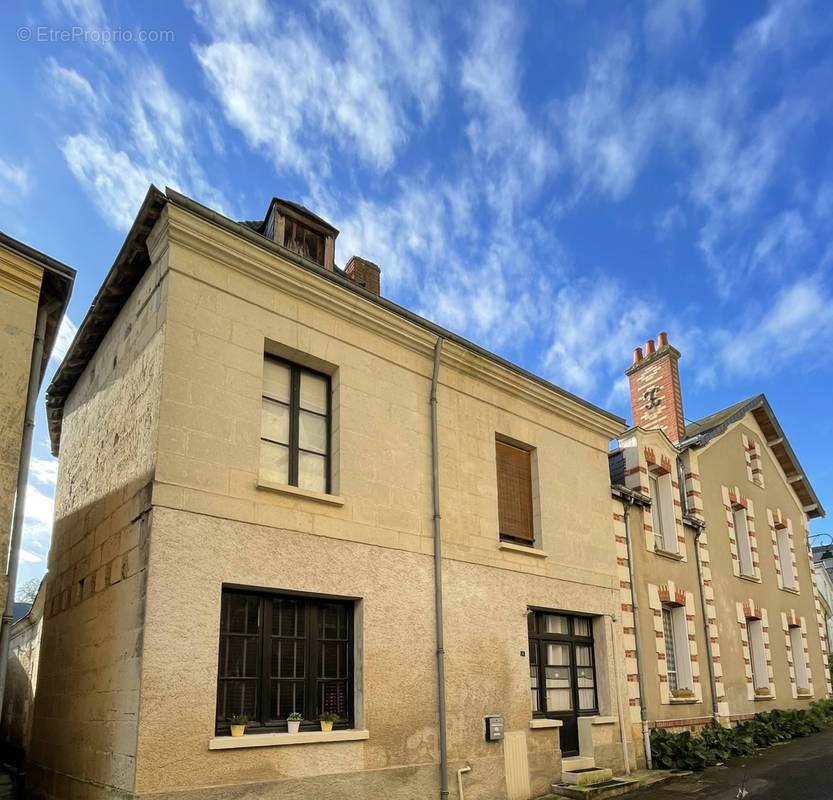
[319,712,339,732]
[228,714,248,737]
[287,712,303,734]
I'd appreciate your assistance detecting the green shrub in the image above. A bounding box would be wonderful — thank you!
[650,699,833,770]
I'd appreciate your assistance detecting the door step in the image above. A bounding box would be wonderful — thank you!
[550,777,639,799]
[561,756,596,771]
[561,767,613,786]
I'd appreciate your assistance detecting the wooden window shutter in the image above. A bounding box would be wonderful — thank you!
[495,441,534,543]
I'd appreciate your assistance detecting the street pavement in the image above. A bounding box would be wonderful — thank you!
[624,730,833,800]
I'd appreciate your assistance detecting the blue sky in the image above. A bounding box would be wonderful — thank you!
[2,0,831,591]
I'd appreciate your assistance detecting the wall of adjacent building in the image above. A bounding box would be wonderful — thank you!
[27,231,170,800]
[126,204,631,800]
[697,417,831,718]
[0,248,43,631]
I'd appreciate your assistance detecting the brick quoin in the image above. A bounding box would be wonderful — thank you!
[625,331,686,444]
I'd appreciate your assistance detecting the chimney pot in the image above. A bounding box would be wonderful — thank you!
[657,331,668,348]
[633,347,643,364]
[645,339,656,356]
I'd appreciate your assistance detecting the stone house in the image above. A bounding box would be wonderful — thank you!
[610,336,830,756]
[0,232,74,752]
[30,187,639,800]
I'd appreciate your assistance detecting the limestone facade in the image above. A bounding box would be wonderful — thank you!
[30,189,633,800]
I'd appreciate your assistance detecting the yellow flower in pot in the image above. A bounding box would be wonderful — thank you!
[319,712,339,732]
[228,714,248,737]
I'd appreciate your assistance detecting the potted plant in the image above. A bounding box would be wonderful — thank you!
[287,712,302,734]
[755,686,771,697]
[671,688,695,699]
[319,712,339,732]
[228,714,248,737]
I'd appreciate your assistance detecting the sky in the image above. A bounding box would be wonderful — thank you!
[1,0,831,593]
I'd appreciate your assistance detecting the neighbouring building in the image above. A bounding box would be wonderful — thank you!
[1,582,45,765]
[30,187,639,800]
[0,232,74,754]
[812,548,833,680]
[610,335,830,750]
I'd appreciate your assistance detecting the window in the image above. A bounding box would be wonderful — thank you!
[789,625,809,691]
[733,507,754,577]
[777,529,795,589]
[528,612,597,715]
[649,472,677,552]
[261,357,331,493]
[495,440,534,545]
[215,589,353,734]
[662,604,693,694]
[283,218,325,265]
[747,617,768,691]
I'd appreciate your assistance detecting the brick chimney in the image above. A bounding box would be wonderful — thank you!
[625,331,686,444]
[344,256,381,296]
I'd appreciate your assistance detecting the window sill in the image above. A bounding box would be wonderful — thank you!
[737,574,761,583]
[753,693,774,701]
[653,548,684,561]
[208,729,369,750]
[256,478,345,506]
[669,697,701,705]
[796,691,813,699]
[499,542,548,558]
[779,586,799,594]
[529,719,563,729]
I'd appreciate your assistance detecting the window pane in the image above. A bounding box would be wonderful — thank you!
[545,666,571,688]
[263,359,291,402]
[300,372,328,414]
[546,643,570,665]
[299,410,327,454]
[575,645,592,667]
[543,615,569,635]
[574,618,591,638]
[273,680,304,719]
[260,441,289,484]
[217,679,258,722]
[262,399,290,444]
[298,451,327,492]
[577,667,595,688]
[547,688,572,710]
[319,604,347,640]
[529,641,539,711]
[578,688,596,710]
[320,680,348,717]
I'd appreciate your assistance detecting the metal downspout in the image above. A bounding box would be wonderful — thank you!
[622,497,652,769]
[0,301,55,724]
[430,337,449,800]
[694,526,720,722]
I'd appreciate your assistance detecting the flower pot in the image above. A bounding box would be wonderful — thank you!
[320,720,334,732]
[287,720,301,734]
[230,724,246,737]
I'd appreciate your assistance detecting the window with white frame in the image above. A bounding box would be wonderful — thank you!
[649,472,677,553]
[789,625,809,691]
[777,528,795,589]
[747,618,768,691]
[662,604,692,694]
[733,507,754,577]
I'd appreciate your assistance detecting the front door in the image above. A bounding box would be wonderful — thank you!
[528,611,598,756]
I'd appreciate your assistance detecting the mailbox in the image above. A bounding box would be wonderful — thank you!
[485,716,505,742]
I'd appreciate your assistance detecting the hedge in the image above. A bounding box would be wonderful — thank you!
[650,699,833,771]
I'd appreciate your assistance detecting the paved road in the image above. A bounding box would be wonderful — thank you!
[628,730,833,800]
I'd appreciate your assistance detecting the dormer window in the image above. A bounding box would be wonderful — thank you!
[283,218,325,265]
[263,198,338,270]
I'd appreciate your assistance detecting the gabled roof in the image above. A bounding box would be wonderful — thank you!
[681,394,824,519]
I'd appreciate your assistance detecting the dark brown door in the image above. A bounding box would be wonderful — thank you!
[528,612,598,756]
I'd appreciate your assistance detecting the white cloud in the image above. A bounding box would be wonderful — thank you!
[644,0,705,51]
[50,314,77,364]
[542,278,658,397]
[0,158,31,196]
[29,457,59,487]
[45,60,99,111]
[190,0,444,177]
[19,549,42,564]
[23,484,55,528]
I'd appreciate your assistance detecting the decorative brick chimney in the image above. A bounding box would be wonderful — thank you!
[344,256,381,296]
[625,331,686,444]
